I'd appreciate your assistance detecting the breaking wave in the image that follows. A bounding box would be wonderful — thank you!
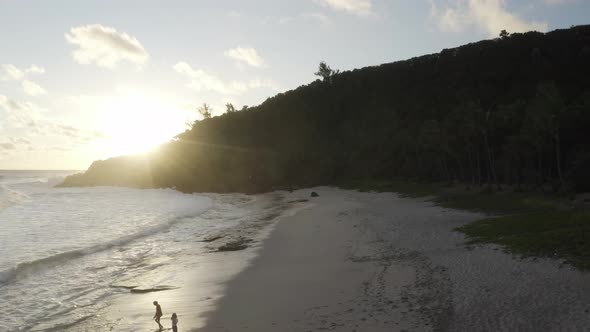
[0,203,210,285]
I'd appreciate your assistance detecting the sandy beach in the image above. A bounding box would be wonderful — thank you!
[98,187,589,332]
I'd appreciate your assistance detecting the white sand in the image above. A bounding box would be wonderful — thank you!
[200,187,590,331]
[85,187,590,331]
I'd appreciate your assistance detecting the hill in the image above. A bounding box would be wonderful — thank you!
[61,25,590,193]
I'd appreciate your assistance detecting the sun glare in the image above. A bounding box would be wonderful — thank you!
[98,93,188,157]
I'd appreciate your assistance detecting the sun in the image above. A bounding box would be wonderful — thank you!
[98,93,189,157]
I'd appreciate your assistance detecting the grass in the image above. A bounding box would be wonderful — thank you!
[458,211,590,270]
[339,179,590,271]
[339,179,444,198]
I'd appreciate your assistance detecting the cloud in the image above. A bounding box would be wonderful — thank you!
[65,24,149,68]
[9,137,32,145]
[247,78,281,91]
[0,95,36,113]
[313,0,372,16]
[25,65,45,74]
[279,13,332,25]
[430,0,548,37]
[0,142,16,150]
[1,64,45,80]
[228,11,242,18]
[224,47,266,68]
[44,122,106,143]
[1,64,24,80]
[174,62,244,95]
[0,137,32,152]
[22,80,47,96]
[0,95,46,131]
[0,95,105,142]
[173,62,280,95]
[302,12,332,25]
[1,64,47,96]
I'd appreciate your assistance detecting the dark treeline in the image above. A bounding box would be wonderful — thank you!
[62,25,590,193]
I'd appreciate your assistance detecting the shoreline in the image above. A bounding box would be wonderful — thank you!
[200,187,590,331]
[75,187,590,331]
[64,191,312,331]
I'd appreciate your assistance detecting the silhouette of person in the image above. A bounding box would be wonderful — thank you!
[171,312,179,332]
[153,301,163,329]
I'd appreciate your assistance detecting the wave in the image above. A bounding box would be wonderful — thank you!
[0,202,210,285]
[0,184,31,210]
[0,170,75,186]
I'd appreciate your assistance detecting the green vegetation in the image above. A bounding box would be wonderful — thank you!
[62,25,590,194]
[458,211,590,270]
[197,103,212,119]
[339,179,559,213]
[60,25,590,270]
[339,179,590,270]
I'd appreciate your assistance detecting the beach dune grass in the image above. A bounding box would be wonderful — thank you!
[340,180,560,213]
[340,179,590,270]
[457,211,590,270]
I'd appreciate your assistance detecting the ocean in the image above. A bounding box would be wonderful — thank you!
[0,170,288,331]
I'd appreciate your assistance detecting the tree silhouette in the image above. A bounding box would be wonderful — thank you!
[198,103,212,119]
[225,103,237,114]
[314,61,339,81]
[61,25,590,193]
[499,29,510,38]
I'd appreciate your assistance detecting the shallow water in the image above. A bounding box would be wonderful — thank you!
[0,170,273,331]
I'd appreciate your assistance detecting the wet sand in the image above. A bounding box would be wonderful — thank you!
[99,187,590,331]
[199,188,590,331]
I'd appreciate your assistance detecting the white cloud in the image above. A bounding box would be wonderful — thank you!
[22,80,47,96]
[1,64,24,80]
[228,11,242,18]
[65,24,149,68]
[0,142,16,150]
[0,137,32,152]
[173,62,280,95]
[247,78,280,91]
[0,95,36,113]
[25,65,45,74]
[279,13,332,25]
[0,95,44,129]
[430,0,548,37]
[313,0,372,16]
[1,64,47,96]
[302,12,332,25]
[224,47,266,68]
[174,62,244,95]
[9,137,32,145]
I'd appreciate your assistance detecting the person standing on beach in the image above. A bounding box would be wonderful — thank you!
[171,313,179,332]
[153,301,163,329]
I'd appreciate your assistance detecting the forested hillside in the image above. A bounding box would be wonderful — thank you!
[62,25,590,193]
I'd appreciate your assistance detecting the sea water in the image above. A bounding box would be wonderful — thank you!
[0,170,281,331]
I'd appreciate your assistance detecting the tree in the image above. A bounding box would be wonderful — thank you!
[314,61,339,82]
[523,83,567,190]
[198,103,212,119]
[225,103,237,114]
[241,105,248,112]
[499,29,510,38]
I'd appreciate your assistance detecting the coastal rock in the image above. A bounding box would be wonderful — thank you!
[200,235,224,243]
[311,192,320,197]
[129,285,179,293]
[216,237,253,252]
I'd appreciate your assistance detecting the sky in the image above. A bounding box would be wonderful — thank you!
[0,0,588,170]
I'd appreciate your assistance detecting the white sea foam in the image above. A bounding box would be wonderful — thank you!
[0,184,31,210]
[0,171,231,331]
